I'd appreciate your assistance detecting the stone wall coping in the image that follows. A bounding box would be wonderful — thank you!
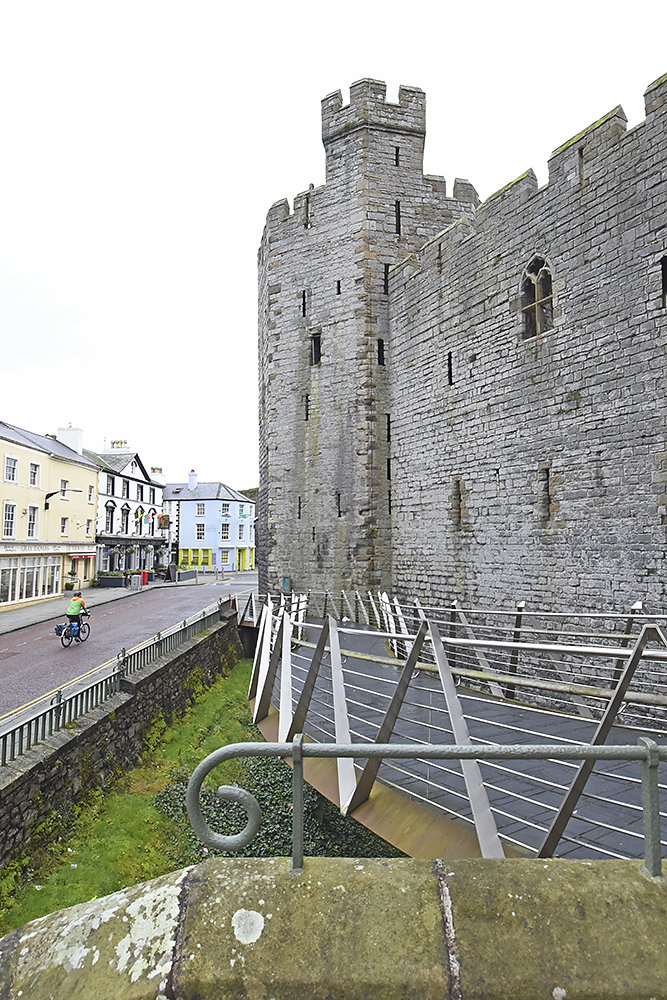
[1,856,665,999]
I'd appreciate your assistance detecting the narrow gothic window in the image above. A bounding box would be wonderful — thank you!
[447,351,453,385]
[394,146,400,166]
[383,263,390,294]
[377,338,385,366]
[521,256,553,339]
[661,255,667,308]
[336,280,341,295]
[304,394,309,420]
[298,496,302,519]
[301,290,307,316]
[395,200,401,235]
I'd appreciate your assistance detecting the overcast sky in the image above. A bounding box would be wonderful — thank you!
[1,1,665,490]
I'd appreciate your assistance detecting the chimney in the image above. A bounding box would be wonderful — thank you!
[188,470,197,490]
[57,425,84,454]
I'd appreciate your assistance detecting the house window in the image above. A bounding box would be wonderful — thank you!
[27,506,38,538]
[221,503,230,516]
[60,517,69,535]
[521,256,553,339]
[3,503,16,538]
[196,523,205,540]
[4,457,17,482]
[88,485,94,502]
[238,524,244,540]
[310,331,321,366]
[220,550,230,565]
[135,506,144,535]
[122,479,129,498]
[105,503,115,533]
[86,519,93,535]
[121,506,130,533]
[29,463,39,486]
[239,504,245,516]
[221,523,230,540]
[149,487,155,504]
[60,479,69,497]
[106,475,115,496]
[137,484,144,501]
[196,503,205,516]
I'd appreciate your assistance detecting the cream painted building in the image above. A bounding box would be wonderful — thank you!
[0,421,98,609]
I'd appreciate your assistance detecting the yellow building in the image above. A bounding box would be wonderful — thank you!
[0,422,98,609]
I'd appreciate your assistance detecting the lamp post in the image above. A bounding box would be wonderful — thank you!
[44,488,83,510]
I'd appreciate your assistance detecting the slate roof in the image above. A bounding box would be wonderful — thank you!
[83,449,156,484]
[163,482,253,503]
[0,420,98,470]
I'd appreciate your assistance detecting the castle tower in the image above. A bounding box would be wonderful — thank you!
[258,80,478,595]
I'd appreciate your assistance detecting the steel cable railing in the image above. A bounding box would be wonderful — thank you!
[256,594,667,864]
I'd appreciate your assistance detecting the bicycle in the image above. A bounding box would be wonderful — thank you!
[55,612,90,648]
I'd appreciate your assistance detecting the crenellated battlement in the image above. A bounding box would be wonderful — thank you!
[321,78,426,146]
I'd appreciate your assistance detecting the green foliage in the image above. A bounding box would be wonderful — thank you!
[154,756,402,869]
[143,711,167,755]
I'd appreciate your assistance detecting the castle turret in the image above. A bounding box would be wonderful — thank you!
[258,81,478,596]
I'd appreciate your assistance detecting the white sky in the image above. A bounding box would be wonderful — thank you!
[1,1,665,490]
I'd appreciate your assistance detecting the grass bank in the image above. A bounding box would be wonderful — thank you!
[0,658,400,935]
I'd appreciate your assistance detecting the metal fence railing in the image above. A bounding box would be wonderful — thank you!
[0,596,238,766]
[186,737,667,877]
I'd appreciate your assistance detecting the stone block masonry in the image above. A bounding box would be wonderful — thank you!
[258,74,667,612]
[2,857,666,998]
[0,615,244,870]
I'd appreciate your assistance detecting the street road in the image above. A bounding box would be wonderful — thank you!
[0,578,255,725]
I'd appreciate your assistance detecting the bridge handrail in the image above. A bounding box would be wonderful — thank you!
[186,736,666,878]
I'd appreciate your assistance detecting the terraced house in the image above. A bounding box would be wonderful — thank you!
[0,421,98,608]
[164,471,255,573]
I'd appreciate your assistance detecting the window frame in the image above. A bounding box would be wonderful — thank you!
[3,503,16,539]
[4,456,18,483]
[27,506,39,539]
[520,255,554,340]
[196,522,205,541]
[29,462,40,487]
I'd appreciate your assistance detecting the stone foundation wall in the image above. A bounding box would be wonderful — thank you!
[0,614,245,869]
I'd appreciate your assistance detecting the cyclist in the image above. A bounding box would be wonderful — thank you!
[66,591,88,642]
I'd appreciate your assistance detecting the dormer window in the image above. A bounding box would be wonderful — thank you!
[521,256,553,339]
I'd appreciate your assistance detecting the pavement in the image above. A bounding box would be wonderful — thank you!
[0,572,257,637]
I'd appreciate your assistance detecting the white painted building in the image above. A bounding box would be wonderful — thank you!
[82,440,168,574]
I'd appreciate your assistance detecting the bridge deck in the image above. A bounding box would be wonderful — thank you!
[264,618,667,861]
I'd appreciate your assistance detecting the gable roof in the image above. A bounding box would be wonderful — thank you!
[84,449,158,484]
[163,482,253,503]
[0,420,99,471]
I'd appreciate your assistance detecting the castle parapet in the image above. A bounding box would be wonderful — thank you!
[645,71,667,116]
[321,78,426,146]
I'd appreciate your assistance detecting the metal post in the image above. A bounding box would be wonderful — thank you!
[292,733,304,871]
[449,601,457,675]
[538,625,662,858]
[639,737,663,878]
[506,601,525,700]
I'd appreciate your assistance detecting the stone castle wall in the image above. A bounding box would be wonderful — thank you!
[258,75,667,611]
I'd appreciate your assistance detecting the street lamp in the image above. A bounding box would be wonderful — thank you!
[44,488,83,510]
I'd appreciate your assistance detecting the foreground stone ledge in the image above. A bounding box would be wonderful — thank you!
[0,857,665,999]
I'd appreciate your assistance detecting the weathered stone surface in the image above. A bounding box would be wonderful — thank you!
[1,857,665,998]
[258,75,667,614]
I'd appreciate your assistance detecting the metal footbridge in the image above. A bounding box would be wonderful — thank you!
[241,591,667,865]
